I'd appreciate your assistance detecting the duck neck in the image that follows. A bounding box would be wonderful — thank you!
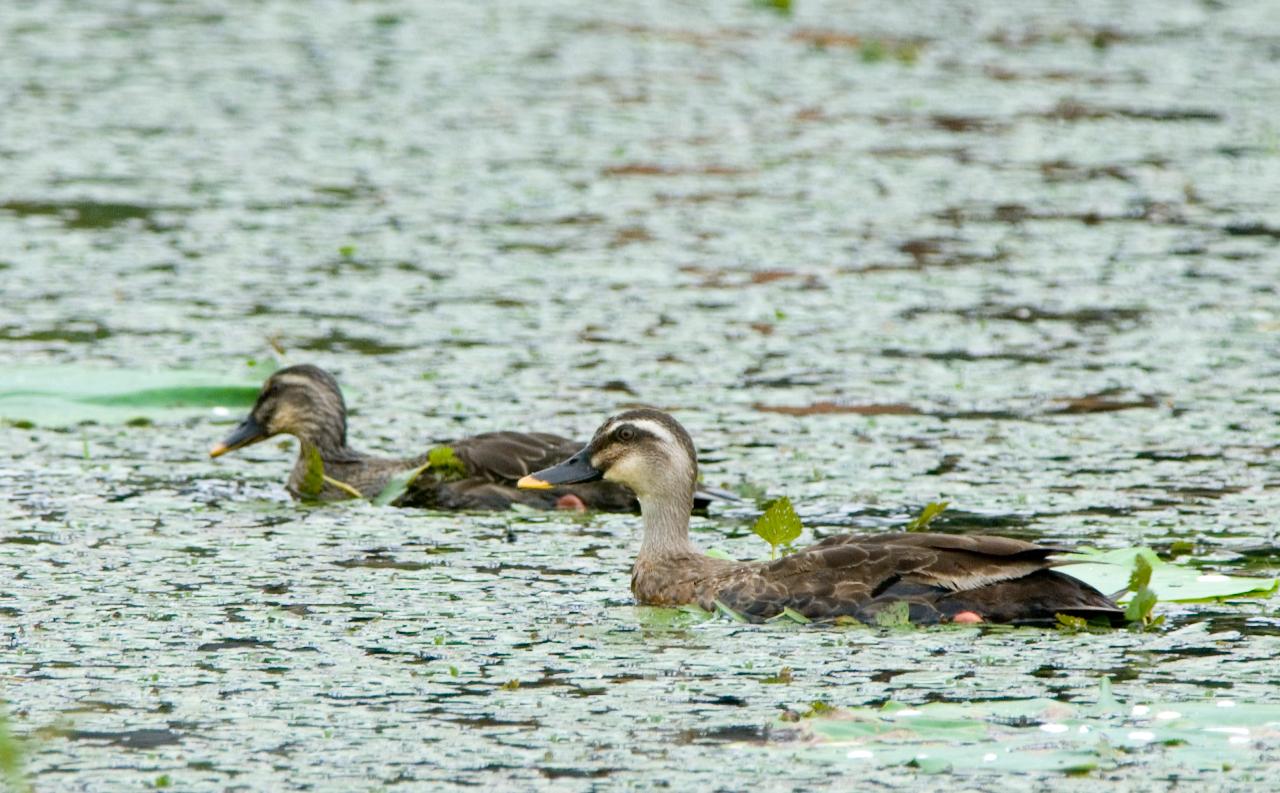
[292,404,359,462]
[298,431,356,463]
[637,490,700,559]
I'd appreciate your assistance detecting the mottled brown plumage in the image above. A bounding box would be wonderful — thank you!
[209,366,709,511]
[521,409,1124,625]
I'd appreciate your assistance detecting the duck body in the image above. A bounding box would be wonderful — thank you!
[396,431,644,511]
[211,365,711,512]
[631,533,1121,624]
[520,408,1125,626]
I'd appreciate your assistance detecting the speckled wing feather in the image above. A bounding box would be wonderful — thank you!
[446,431,723,512]
[702,533,1123,624]
[393,432,639,512]
[450,432,583,482]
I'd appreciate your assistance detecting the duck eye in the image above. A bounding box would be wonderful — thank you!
[617,426,635,442]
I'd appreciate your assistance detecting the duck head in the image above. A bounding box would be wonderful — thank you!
[210,364,349,457]
[518,408,699,502]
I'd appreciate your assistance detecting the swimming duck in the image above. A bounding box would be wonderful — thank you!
[518,408,1124,624]
[209,365,722,512]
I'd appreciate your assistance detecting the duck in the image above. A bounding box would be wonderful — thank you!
[518,408,1125,625]
[209,365,726,512]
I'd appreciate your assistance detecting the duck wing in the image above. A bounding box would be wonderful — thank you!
[393,432,637,512]
[429,431,728,511]
[450,432,581,482]
[710,532,1121,624]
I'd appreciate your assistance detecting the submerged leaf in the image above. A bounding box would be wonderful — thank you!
[1055,613,1088,633]
[873,600,912,628]
[633,605,713,630]
[1094,677,1120,712]
[793,692,1280,774]
[905,501,949,532]
[752,497,803,559]
[761,667,794,684]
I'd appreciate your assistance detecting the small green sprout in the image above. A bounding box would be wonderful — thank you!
[752,496,803,559]
[1125,553,1164,630]
[298,446,325,500]
[905,501,949,532]
[713,599,750,623]
[426,445,466,479]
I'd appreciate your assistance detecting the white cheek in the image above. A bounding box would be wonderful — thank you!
[603,455,647,488]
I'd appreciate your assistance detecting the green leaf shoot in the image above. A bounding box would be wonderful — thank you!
[322,475,363,499]
[1125,588,1160,626]
[905,501,949,532]
[371,445,466,507]
[1124,553,1161,628]
[773,607,812,625]
[427,445,466,480]
[1127,553,1154,593]
[713,599,750,623]
[752,496,803,559]
[371,463,431,507]
[298,445,325,500]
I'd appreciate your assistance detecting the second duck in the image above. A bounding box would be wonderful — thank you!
[210,365,723,512]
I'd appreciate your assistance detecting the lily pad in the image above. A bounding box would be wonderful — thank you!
[0,365,262,427]
[1060,547,1278,602]
[794,692,1280,774]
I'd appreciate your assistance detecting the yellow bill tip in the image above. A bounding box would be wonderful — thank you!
[517,475,552,490]
[209,443,230,459]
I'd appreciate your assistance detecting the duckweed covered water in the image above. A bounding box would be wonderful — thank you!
[2,0,1279,788]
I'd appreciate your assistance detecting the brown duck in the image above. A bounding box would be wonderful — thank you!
[519,408,1124,625]
[209,365,725,511]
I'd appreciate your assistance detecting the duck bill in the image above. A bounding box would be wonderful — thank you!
[209,415,267,458]
[517,450,603,490]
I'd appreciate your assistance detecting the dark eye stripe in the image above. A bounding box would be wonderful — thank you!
[614,426,656,443]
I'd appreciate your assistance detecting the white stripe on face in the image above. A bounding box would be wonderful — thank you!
[272,374,314,390]
[623,418,682,451]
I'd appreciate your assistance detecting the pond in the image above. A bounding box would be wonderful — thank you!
[2,0,1278,788]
